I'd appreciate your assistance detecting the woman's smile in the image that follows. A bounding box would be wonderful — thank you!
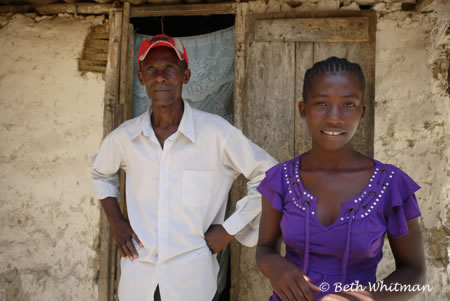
[321,129,346,136]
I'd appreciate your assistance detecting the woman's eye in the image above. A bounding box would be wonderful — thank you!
[315,102,326,106]
[344,102,356,107]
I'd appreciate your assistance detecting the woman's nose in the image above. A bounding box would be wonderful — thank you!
[325,105,343,124]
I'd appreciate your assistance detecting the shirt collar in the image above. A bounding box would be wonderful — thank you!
[177,99,196,143]
[130,99,196,143]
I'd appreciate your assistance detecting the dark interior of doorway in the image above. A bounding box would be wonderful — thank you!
[130,15,235,36]
[130,14,235,301]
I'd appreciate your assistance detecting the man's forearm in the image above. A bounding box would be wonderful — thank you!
[100,197,126,223]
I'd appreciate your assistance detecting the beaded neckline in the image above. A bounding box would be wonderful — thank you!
[282,155,396,226]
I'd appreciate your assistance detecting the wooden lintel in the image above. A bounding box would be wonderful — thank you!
[416,0,435,12]
[0,3,115,15]
[0,5,32,14]
[130,3,236,17]
[254,17,370,43]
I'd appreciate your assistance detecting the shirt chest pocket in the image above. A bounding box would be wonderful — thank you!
[182,170,213,206]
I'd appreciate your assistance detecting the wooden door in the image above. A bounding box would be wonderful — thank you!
[232,10,376,301]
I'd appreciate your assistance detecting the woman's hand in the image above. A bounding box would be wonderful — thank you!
[256,197,320,301]
[267,256,320,301]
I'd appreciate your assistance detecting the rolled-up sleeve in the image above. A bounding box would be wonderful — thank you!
[91,132,124,200]
[220,127,277,247]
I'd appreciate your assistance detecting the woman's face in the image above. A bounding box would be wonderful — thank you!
[299,72,365,152]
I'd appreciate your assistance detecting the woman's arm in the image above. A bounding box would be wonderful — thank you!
[256,197,319,301]
[321,218,426,301]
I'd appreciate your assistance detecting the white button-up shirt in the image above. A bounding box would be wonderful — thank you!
[92,101,276,301]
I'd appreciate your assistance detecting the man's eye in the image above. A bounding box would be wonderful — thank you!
[315,102,326,106]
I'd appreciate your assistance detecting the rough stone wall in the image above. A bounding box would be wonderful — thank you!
[374,9,449,301]
[0,14,105,300]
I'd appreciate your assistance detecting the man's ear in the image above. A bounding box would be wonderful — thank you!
[137,71,144,85]
[183,69,191,84]
[298,100,307,118]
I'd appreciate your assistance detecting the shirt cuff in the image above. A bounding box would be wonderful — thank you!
[222,213,248,236]
[94,182,120,200]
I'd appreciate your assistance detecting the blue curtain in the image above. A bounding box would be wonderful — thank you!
[132,27,235,123]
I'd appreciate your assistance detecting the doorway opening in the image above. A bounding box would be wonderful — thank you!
[129,14,235,301]
[131,15,235,36]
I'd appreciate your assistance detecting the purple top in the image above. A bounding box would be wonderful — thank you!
[257,154,421,300]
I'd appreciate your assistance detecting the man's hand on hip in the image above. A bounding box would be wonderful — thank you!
[204,224,234,254]
[100,197,143,260]
[110,216,143,260]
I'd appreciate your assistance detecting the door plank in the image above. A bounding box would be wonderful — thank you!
[294,42,314,155]
[244,41,296,162]
[254,17,370,43]
[239,40,296,301]
[313,41,374,157]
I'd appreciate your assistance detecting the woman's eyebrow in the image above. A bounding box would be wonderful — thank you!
[343,93,361,98]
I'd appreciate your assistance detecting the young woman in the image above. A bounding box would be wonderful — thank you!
[256,57,426,301]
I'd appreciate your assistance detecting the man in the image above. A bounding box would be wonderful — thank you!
[92,35,276,301]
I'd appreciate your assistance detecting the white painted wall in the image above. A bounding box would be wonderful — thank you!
[0,14,105,300]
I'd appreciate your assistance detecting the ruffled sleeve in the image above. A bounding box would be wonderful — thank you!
[384,167,421,238]
[257,163,286,211]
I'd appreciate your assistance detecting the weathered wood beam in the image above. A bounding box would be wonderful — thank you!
[254,17,370,43]
[130,2,236,17]
[0,2,115,15]
[229,3,248,301]
[125,24,135,123]
[79,59,107,72]
[0,5,32,14]
[99,9,123,301]
[119,2,130,105]
[416,0,435,12]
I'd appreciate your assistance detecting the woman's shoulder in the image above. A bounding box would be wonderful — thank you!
[371,159,422,237]
[371,158,417,184]
[265,155,301,176]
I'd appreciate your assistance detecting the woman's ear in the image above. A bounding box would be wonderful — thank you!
[298,101,307,118]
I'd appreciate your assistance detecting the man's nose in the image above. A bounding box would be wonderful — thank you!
[153,69,167,82]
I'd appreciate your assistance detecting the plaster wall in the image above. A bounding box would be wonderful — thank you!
[0,14,105,300]
[374,11,449,301]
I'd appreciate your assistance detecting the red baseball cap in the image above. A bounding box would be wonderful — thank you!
[137,34,189,70]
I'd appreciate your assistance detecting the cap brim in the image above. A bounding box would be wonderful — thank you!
[139,41,184,62]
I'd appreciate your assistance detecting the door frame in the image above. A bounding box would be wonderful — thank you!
[99,3,238,301]
[99,3,376,301]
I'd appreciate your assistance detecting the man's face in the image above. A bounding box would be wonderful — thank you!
[137,46,191,107]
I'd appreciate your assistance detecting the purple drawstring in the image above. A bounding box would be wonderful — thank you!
[303,206,310,275]
[341,210,355,283]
